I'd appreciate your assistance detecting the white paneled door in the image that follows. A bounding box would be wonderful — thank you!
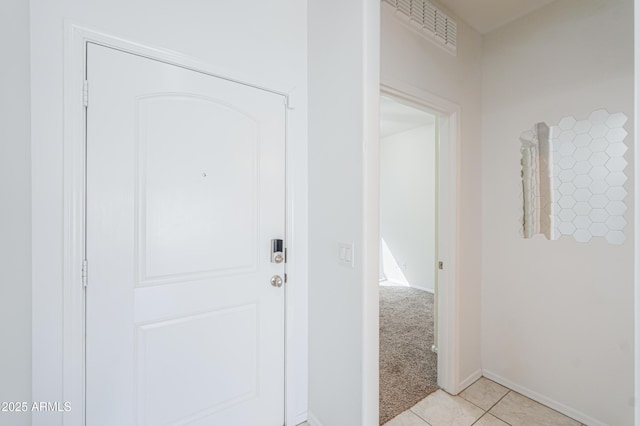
[85,44,286,426]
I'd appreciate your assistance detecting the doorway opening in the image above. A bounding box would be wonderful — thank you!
[378,95,440,424]
[379,96,438,292]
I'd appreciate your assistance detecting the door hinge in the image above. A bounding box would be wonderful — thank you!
[284,248,288,263]
[284,94,296,110]
[284,273,288,283]
[82,259,89,287]
[83,80,89,107]
[438,261,444,270]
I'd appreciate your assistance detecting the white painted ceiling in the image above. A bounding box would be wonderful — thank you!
[380,97,435,139]
[436,0,557,34]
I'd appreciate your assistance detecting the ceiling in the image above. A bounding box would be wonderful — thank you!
[380,97,435,139]
[435,0,557,34]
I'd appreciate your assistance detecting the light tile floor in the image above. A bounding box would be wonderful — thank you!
[383,377,584,426]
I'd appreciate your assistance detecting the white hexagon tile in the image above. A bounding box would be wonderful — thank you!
[521,109,629,245]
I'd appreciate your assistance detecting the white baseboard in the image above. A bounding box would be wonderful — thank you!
[379,281,434,293]
[306,411,323,426]
[292,411,308,425]
[410,284,434,293]
[482,370,608,426]
[456,368,482,394]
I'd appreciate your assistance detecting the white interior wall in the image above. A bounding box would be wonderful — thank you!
[635,2,640,423]
[30,1,308,424]
[307,0,380,423]
[21,0,638,424]
[380,125,437,292]
[481,1,634,424]
[380,4,484,388]
[0,1,31,426]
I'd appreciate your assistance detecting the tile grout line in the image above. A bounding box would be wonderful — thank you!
[484,390,514,426]
[497,390,583,426]
[466,389,514,426]
[486,390,512,413]
[455,379,511,426]
[398,379,581,426]
[408,403,434,426]
[403,381,517,426]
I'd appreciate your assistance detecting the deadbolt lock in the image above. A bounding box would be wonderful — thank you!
[271,239,284,264]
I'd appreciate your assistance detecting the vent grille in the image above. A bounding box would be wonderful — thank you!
[383,0,458,54]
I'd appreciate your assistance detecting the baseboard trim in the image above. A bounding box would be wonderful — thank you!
[456,369,482,394]
[307,411,323,426]
[482,370,608,426]
[292,411,308,425]
[410,284,434,293]
[379,281,434,293]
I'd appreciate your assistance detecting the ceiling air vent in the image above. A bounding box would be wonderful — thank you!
[382,0,458,55]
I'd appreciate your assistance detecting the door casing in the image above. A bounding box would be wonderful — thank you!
[60,25,306,425]
[378,77,464,394]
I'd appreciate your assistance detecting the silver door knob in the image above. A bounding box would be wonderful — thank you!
[270,275,283,288]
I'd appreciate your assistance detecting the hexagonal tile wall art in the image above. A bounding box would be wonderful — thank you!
[520,109,629,245]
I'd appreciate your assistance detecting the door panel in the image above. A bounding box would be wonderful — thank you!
[136,305,257,425]
[86,43,286,426]
[138,95,258,282]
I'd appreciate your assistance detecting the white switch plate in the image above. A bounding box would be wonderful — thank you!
[338,242,354,268]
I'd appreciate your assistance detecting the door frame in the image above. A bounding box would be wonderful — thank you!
[379,77,461,394]
[61,24,305,425]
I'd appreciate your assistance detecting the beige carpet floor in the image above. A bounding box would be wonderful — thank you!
[379,286,438,425]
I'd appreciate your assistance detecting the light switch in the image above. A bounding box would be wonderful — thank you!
[338,242,354,268]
